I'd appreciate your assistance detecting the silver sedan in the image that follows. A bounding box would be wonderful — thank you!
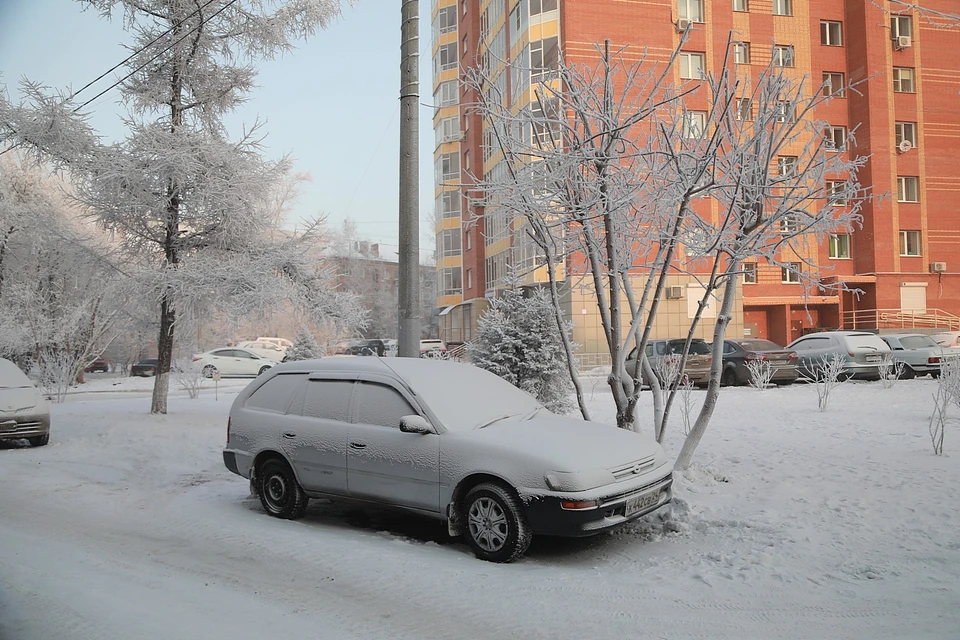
[223,358,673,562]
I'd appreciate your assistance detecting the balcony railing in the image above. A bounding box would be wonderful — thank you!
[841,308,960,332]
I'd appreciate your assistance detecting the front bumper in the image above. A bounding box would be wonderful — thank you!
[0,413,50,441]
[522,472,674,537]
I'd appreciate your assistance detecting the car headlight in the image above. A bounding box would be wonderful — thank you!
[544,469,616,492]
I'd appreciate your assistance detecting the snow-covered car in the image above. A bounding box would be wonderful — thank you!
[255,337,293,351]
[223,358,673,563]
[720,339,799,386]
[235,340,286,362]
[419,339,447,358]
[787,331,891,380]
[625,338,713,387]
[878,333,945,378]
[192,348,274,378]
[0,358,50,447]
[84,354,110,373]
[932,331,960,349]
[130,358,158,377]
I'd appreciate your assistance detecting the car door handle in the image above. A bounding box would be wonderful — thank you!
[349,442,367,449]
[282,432,296,439]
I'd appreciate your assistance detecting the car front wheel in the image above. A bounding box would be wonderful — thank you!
[28,434,49,447]
[202,365,216,378]
[257,458,308,520]
[462,482,532,563]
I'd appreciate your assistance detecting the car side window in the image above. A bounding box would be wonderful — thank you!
[353,382,417,428]
[246,375,306,414]
[212,349,232,357]
[723,342,737,355]
[792,339,810,350]
[237,350,255,359]
[302,380,355,422]
[644,344,653,357]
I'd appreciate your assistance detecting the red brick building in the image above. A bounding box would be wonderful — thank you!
[432,0,960,353]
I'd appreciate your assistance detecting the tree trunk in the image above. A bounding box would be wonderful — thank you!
[674,266,738,470]
[0,225,14,297]
[151,293,176,414]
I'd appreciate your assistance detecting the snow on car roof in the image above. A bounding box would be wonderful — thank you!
[0,358,33,387]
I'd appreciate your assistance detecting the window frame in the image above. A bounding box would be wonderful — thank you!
[895,121,917,147]
[434,42,458,74]
[733,41,751,64]
[893,67,915,93]
[899,230,921,257]
[825,125,847,151]
[743,262,758,284]
[679,52,705,80]
[772,0,792,16]
[897,176,919,203]
[777,155,798,177]
[736,97,752,121]
[772,45,795,68]
[678,0,705,23]
[820,21,843,46]
[682,111,707,139]
[781,263,802,284]
[827,180,848,206]
[822,72,845,98]
[891,15,913,39]
[733,0,748,12]
[829,233,851,259]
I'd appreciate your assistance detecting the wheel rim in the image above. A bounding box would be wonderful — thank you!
[264,472,287,510]
[467,496,509,553]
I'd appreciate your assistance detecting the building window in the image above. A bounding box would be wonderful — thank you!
[896,121,917,147]
[434,80,458,107]
[780,213,801,234]
[891,15,913,39]
[678,0,704,22]
[829,234,851,259]
[743,262,757,284]
[820,21,843,46]
[893,67,915,93]
[434,5,457,38]
[530,0,558,16]
[736,97,752,121]
[822,72,845,98]
[782,263,801,283]
[733,42,750,64]
[434,116,460,146]
[773,0,792,16]
[465,229,472,250]
[438,229,462,257]
[435,152,459,184]
[680,52,705,79]
[778,155,798,176]
[509,1,527,47]
[825,125,847,151]
[827,180,848,206]
[464,150,470,172]
[772,45,795,67]
[897,176,919,202]
[434,42,457,74]
[683,111,707,138]
[441,267,463,296]
[437,190,461,219]
[530,36,560,82]
[899,230,921,256]
[774,100,795,123]
[733,0,748,12]
[466,268,473,290]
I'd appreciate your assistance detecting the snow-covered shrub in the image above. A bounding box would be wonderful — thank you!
[33,349,85,403]
[813,354,847,412]
[929,358,960,455]
[746,359,774,391]
[285,328,324,362]
[173,359,204,400]
[678,375,696,436]
[653,355,683,389]
[878,355,905,390]
[467,286,574,414]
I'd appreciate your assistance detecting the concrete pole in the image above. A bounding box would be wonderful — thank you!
[398,0,421,358]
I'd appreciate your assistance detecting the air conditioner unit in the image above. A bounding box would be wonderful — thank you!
[676,18,691,32]
[665,285,685,300]
[930,262,947,273]
[895,35,912,50]
[897,139,914,154]
[456,133,466,141]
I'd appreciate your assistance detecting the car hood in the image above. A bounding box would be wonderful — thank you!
[0,387,41,413]
[466,414,662,472]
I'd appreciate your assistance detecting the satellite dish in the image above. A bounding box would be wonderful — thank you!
[898,139,913,153]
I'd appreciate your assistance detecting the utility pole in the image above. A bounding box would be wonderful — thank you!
[398,0,421,358]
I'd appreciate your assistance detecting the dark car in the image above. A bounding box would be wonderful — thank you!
[130,358,158,377]
[720,339,799,386]
[84,355,109,373]
[336,339,385,357]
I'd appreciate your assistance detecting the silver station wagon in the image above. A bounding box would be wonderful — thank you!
[223,358,673,562]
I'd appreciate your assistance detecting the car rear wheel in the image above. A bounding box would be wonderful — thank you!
[462,482,532,563]
[897,365,916,380]
[28,434,49,447]
[202,365,216,379]
[258,365,271,375]
[257,458,308,520]
[721,369,737,387]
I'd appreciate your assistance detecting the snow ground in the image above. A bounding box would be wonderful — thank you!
[1,373,958,639]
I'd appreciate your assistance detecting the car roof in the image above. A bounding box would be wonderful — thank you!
[270,355,457,377]
[880,333,933,339]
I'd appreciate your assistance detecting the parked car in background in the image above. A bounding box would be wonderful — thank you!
[720,339,798,386]
[235,340,286,362]
[130,358,159,377]
[255,337,293,351]
[335,339,385,357]
[932,331,960,349]
[382,339,398,357]
[419,339,448,358]
[0,357,50,447]
[192,348,274,378]
[223,357,673,563]
[84,354,110,373]
[878,333,944,378]
[787,331,891,381]
[625,339,712,387]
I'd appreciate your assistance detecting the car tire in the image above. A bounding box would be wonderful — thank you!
[898,365,916,380]
[258,365,271,375]
[202,365,216,379]
[257,458,308,520]
[721,369,737,387]
[28,434,49,447]
[462,482,532,563]
[931,371,941,379]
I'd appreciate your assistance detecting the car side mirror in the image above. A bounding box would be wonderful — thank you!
[399,415,433,434]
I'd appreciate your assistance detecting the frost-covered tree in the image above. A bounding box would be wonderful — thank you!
[467,286,573,414]
[0,0,358,414]
[285,327,323,361]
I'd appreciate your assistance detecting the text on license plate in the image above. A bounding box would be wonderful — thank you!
[624,490,660,517]
[865,355,882,363]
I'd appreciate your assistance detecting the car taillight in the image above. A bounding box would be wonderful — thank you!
[848,352,855,357]
[560,499,598,510]
[192,356,202,362]
[929,356,941,364]
[226,416,231,443]
[744,352,767,361]
[788,353,798,360]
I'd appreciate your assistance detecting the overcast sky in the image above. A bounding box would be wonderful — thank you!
[0,1,435,258]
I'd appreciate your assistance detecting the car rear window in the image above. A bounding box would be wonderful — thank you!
[668,341,712,355]
[737,339,782,351]
[246,374,306,414]
[845,334,888,351]
[899,335,938,349]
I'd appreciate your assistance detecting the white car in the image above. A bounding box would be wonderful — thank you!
[256,337,293,351]
[192,347,275,378]
[419,339,447,358]
[0,358,50,447]
[787,331,891,380]
[223,358,674,563]
[932,331,960,349]
[235,340,286,362]
[879,333,945,378]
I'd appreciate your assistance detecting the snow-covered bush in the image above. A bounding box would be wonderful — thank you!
[467,286,574,414]
[929,358,960,455]
[878,355,905,390]
[285,328,324,362]
[678,375,696,436]
[746,359,774,391]
[173,359,204,400]
[813,354,847,412]
[33,349,85,403]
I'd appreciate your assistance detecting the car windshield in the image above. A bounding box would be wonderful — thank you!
[737,339,782,351]
[899,335,939,349]
[846,335,887,351]
[388,361,542,432]
[0,359,33,389]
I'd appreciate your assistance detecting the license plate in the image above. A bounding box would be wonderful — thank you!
[865,355,882,363]
[624,490,660,517]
